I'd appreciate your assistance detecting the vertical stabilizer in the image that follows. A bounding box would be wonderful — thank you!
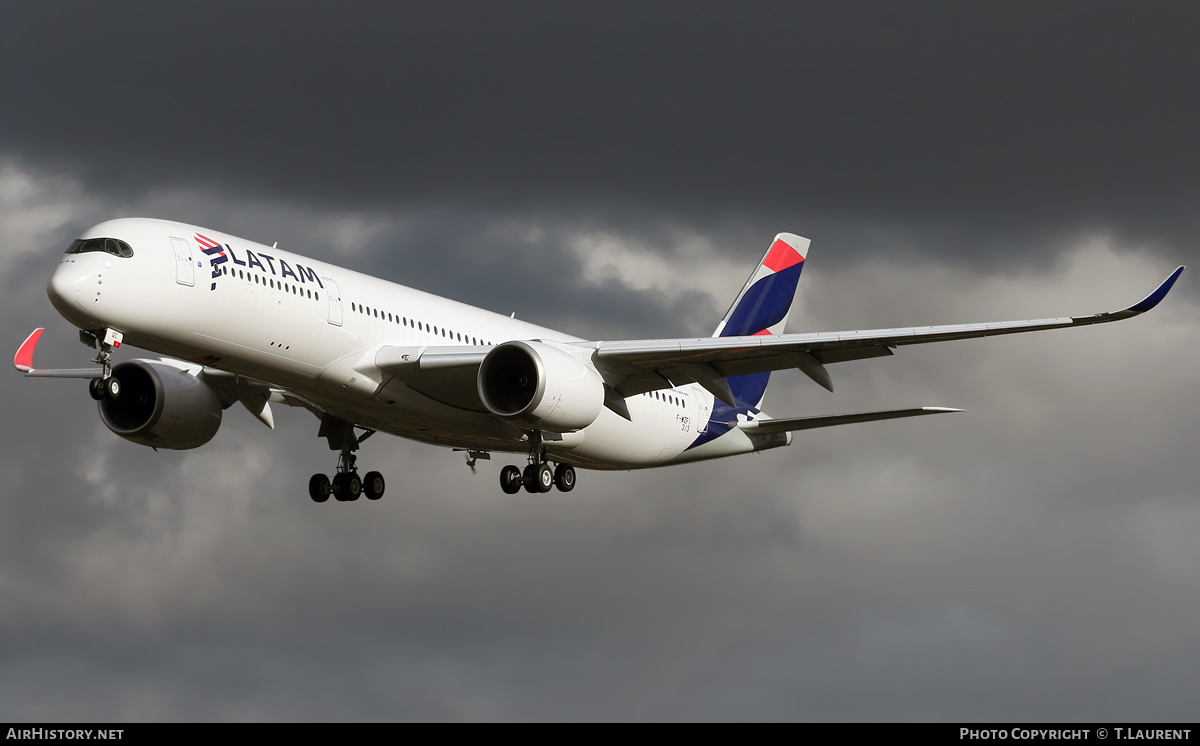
[713,233,809,338]
[709,233,809,411]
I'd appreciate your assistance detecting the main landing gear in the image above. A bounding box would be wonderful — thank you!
[309,417,385,504]
[498,462,576,494]
[498,433,577,494]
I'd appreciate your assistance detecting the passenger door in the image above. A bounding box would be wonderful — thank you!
[170,236,195,287]
[322,277,343,326]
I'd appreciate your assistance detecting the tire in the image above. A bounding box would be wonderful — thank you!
[523,463,540,493]
[308,474,331,503]
[88,378,105,401]
[554,463,576,493]
[364,471,385,500]
[536,462,554,493]
[105,376,121,398]
[500,465,522,494]
[332,473,348,501]
[345,473,362,501]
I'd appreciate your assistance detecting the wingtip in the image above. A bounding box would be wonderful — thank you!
[14,328,45,373]
[1128,266,1185,314]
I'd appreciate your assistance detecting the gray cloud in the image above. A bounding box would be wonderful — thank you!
[3,3,1200,258]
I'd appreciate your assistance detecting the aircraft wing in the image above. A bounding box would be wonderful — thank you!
[373,266,1183,411]
[587,266,1185,403]
[375,345,491,411]
[13,327,320,429]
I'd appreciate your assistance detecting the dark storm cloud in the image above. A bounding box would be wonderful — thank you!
[2,164,1199,722]
[4,1,1200,256]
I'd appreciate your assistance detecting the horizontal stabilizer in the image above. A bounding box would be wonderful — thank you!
[737,406,962,434]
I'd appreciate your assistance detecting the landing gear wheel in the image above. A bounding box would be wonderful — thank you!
[104,376,121,399]
[363,471,385,500]
[88,378,105,401]
[523,463,540,493]
[332,473,348,502]
[333,472,362,502]
[554,463,576,492]
[308,474,331,503]
[536,462,554,493]
[500,465,522,494]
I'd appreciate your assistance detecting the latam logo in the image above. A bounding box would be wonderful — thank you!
[195,233,326,293]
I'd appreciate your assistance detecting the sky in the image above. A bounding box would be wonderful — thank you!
[1,1,1199,722]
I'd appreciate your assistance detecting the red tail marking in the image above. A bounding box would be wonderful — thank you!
[762,238,803,273]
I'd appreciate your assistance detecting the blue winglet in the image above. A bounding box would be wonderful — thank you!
[1128,266,1185,314]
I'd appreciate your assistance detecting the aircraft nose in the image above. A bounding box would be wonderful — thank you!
[47,260,100,326]
[48,262,80,305]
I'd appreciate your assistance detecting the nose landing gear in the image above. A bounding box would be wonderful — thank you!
[81,328,121,401]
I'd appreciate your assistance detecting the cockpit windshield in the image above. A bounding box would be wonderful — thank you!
[66,237,134,258]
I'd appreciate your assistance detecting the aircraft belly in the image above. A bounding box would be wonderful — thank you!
[328,379,526,450]
[550,399,698,469]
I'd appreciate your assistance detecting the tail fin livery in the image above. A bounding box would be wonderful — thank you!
[713,233,809,338]
[708,233,809,413]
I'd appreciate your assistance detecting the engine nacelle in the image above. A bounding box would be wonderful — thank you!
[477,341,604,432]
[98,360,224,450]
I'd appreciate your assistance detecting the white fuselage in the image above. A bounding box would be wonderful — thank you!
[48,218,765,469]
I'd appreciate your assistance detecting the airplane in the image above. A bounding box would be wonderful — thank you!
[13,218,1185,502]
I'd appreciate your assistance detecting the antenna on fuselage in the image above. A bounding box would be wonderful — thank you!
[272,242,278,249]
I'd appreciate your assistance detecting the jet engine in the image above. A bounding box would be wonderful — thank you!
[477,341,604,432]
[98,360,224,449]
